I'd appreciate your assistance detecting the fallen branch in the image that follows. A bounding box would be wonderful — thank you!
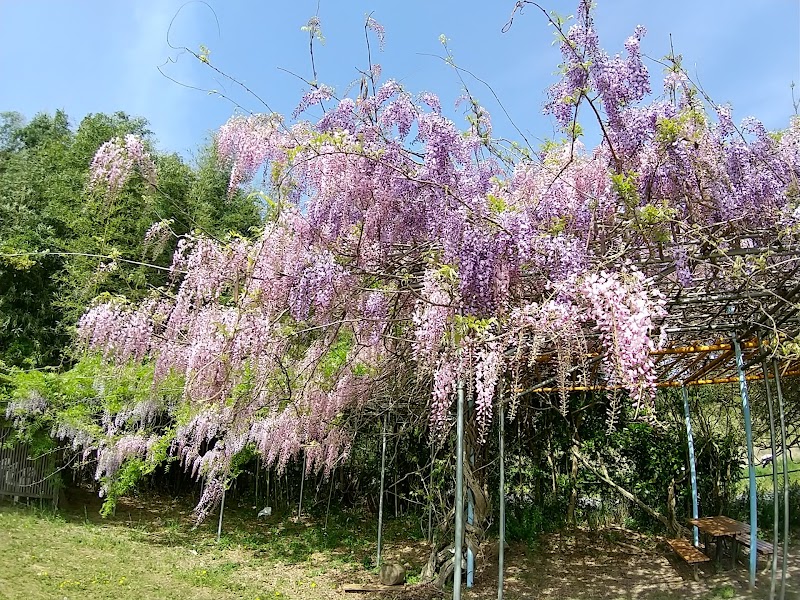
[573,447,689,538]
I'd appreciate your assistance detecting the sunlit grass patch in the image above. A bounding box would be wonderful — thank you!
[0,502,359,599]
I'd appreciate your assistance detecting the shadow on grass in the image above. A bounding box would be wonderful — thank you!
[48,484,402,568]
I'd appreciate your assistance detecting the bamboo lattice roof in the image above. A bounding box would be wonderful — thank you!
[523,231,800,393]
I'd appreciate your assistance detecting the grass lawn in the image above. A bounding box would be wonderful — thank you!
[0,493,384,600]
[0,505,273,599]
[731,457,800,499]
[753,457,800,486]
[0,491,796,600]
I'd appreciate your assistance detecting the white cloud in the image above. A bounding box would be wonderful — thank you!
[121,1,203,154]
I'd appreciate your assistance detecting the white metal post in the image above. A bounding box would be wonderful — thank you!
[377,413,388,567]
[772,359,789,600]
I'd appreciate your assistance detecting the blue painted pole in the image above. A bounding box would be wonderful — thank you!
[733,336,757,591]
[681,385,699,547]
[497,393,505,600]
[453,379,465,600]
[467,496,474,587]
[467,388,475,588]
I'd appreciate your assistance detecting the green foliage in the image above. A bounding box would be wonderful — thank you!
[1,353,189,516]
[319,332,353,382]
[655,116,682,147]
[453,313,497,341]
[100,459,147,517]
[636,202,677,235]
[655,110,705,148]
[491,387,749,537]
[173,143,263,239]
[730,478,800,539]
[486,193,510,215]
[0,111,151,367]
[0,111,25,153]
[605,420,684,506]
[611,170,639,209]
[710,585,736,599]
[506,504,547,545]
[0,110,263,370]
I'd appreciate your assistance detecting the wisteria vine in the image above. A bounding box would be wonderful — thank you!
[15,4,800,520]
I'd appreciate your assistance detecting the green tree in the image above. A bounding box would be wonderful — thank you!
[0,110,262,369]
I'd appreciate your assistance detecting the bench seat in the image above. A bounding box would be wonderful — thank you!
[667,538,712,563]
[734,533,774,555]
[667,538,710,580]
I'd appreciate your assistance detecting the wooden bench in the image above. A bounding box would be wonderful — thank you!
[667,538,711,580]
[734,533,774,556]
[735,533,774,572]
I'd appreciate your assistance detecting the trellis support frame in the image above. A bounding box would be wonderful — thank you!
[733,335,758,591]
[681,385,699,547]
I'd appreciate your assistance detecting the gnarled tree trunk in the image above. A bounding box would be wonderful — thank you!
[421,419,490,589]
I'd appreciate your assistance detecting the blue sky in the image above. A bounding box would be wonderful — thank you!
[1,1,798,158]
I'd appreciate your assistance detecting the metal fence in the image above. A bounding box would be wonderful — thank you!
[0,428,59,506]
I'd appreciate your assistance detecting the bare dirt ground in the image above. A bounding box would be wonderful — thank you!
[381,529,798,600]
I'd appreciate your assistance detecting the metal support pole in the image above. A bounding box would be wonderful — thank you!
[394,418,399,518]
[467,497,474,587]
[216,486,226,543]
[761,358,780,600]
[325,469,335,531]
[772,359,789,600]
[298,453,306,519]
[681,385,700,547]
[427,454,435,543]
[467,389,475,588]
[265,469,270,511]
[377,413,388,567]
[497,393,506,600]
[255,455,260,507]
[733,336,757,591]
[453,379,465,600]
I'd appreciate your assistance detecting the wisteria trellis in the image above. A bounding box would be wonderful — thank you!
[18,1,800,518]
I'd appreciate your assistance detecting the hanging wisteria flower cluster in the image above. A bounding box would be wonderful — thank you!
[88,133,157,195]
